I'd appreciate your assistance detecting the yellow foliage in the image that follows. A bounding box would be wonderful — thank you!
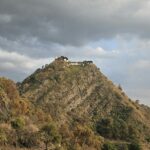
[73,124,103,149]
[0,77,19,100]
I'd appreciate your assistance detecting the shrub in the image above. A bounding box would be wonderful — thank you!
[18,130,39,148]
[40,122,61,150]
[111,119,128,140]
[115,144,128,150]
[128,142,141,150]
[0,78,19,100]
[145,136,150,142]
[11,117,25,130]
[102,142,117,150]
[73,124,102,148]
[0,123,12,145]
[96,118,113,138]
[128,125,139,141]
[0,129,7,145]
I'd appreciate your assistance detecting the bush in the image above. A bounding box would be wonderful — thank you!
[10,117,26,147]
[111,119,128,140]
[96,118,113,138]
[11,117,25,130]
[0,129,7,145]
[128,142,141,150]
[102,143,117,150]
[145,136,150,142]
[115,144,128,150]
[0,123,12,145]
[40,122,61,150]
[18,130,39,148]
[128,125,139,141]
[73,124,102,148]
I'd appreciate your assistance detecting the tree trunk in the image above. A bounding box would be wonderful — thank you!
[45,141,48,150]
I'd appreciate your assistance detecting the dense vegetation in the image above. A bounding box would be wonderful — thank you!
[0,57,150,149]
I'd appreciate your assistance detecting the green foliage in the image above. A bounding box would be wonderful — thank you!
[116,144,128,150]
[96,117,139,141]
[96,118,113,138]
[0,129,7,145]
[29,75,37,84]
[0,77,19,100]
[102,142,117,150]
[111,119,128,140]
[145,136,150,142]
[51,74,60,82]
[128,142,141,150]
[11,117,25,130]
[73,124,102,148]
[127,125,139,141]
[112,106,133,121]
[40,122,61,150]
[17,130,39,148]
[66,66,81,77]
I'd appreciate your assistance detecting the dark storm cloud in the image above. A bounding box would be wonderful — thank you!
[0,0,150,47]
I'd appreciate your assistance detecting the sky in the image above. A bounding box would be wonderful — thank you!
[0,0,150,106]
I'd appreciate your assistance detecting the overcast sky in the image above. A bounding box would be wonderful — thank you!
[0,0,150,105]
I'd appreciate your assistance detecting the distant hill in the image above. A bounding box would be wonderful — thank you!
[0,56,150,150]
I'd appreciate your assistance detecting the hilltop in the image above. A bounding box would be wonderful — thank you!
[0,56,150,150]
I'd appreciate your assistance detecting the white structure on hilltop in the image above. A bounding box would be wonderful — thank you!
[69,62,82,65]
[55,56,93,66]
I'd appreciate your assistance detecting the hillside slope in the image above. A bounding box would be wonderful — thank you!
[19,57,150,149]
[0,57,150,150]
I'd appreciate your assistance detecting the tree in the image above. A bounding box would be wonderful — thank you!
[11,117,25,130]
[17,129,39,148]
[0,128,7,145]
[102,142,117,150]
[118,84,122,91]
[128,142,141,150]
[40,123,61,150]
[96,118,113,138]
[11,117,25,147]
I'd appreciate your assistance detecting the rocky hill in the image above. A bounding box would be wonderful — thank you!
[0,56,150,150]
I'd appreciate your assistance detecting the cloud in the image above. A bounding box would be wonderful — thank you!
[0,45,117,69]
[133,60,150,69]
[85,47,119,58]
[0,49,51,80]
[0,0,150,46]
[0,49,50,70]
[0,45,118,81]
[126,88,150,105]
[0,14,12,23]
